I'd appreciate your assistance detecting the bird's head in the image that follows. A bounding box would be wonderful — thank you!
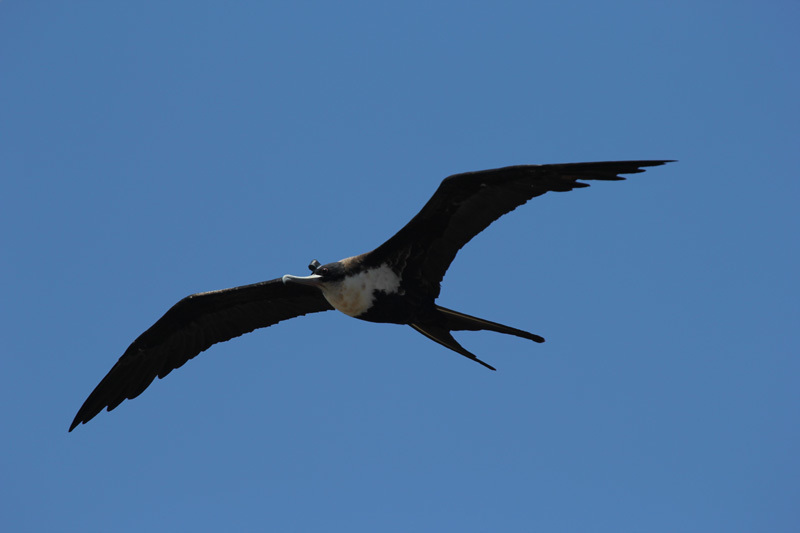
[281,259,347,288]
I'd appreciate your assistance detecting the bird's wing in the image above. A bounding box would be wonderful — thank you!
[366,160,672,298]
[69,279,333,430]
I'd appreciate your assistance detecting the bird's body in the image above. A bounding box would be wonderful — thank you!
[309,257,403,320]
[70,160,672,431]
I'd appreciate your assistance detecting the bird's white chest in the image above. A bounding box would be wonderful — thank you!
[322,265,401,317]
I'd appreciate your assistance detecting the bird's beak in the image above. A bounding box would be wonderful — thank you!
[282,273,324,287]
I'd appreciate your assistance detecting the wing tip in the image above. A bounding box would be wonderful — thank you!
[626,159,677,171]
[68,404,103,432]
[561,159,675,184]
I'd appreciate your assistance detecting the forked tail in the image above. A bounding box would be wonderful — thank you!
[410,306,544,370]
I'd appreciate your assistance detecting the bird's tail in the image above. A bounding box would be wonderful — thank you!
[435,305,545,343]
[409,306,544,370]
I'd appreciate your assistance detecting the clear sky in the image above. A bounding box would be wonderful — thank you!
[2,1,798,531]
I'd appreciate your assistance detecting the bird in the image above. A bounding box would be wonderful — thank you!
[69,160,672,431]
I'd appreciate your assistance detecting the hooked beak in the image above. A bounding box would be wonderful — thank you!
[281,273,324,287]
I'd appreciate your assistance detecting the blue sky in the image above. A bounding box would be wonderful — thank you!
[2,1,798,531]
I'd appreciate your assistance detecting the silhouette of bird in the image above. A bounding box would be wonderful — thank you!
[69,160,672,431]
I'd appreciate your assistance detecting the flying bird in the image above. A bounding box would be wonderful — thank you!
[69,160,672,431]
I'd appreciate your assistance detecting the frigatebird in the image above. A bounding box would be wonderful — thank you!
[69,160,672,431]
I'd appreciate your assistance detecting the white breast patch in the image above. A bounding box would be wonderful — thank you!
[322,264,401,317]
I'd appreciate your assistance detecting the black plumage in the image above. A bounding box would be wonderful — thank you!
[70,160,672,431]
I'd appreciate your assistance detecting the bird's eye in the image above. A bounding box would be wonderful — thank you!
[319,267,329,276]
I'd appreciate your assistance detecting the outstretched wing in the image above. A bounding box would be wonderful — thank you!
[366,160,672,298]
[69,279,333,430]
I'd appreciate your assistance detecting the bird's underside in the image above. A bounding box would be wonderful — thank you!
[70,160,672,431]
